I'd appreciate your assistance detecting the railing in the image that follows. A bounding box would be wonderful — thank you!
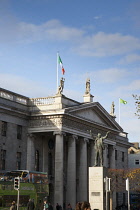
[0,90,28,105]
[0,91,13,101]
[29,97,55,105]
[0,89,56,106]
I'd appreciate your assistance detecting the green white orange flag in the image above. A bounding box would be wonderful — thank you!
[58,55,65,75]
[119,98,127,104]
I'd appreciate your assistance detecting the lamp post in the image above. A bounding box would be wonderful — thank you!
[126,178,130,210]
[104,176,111,210]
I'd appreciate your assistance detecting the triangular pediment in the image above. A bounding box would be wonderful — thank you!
[65,102,122,131]
[73,108,106,124]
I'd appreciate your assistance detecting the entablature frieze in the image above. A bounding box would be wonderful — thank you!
[29,115,121,142]
[29,115,63,127]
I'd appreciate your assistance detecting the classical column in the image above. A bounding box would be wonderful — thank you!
[54,131,65,207]
[66,135,77,209]
[110,145,116,169]
[26,133,35,170]
[90,140,95,167]
[103,144,108,168]
[42,136,48,172]
[78,138,88,201]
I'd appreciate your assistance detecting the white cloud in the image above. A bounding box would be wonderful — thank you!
[0,73,54,97]
[93,16,102,20]
[119,54,140,64]
[72,68,128,86]
[0,19,84,44]
[108,79,140,99]
[123,80,140,91]
[93,68,127,83]
[74,32,140,56]
[1,17,140,58]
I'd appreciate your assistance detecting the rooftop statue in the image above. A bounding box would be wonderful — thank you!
[85,78,90,95]
[110,101,115,117]
[57,77,65,95]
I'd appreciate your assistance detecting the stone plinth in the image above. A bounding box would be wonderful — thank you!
[89,167,107,210]
[83,94,94,103]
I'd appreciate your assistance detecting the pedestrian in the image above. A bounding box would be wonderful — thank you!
[56,203,60,210]
[43,200,49,210]
[81,202,91,210]
[10,201,17,210]
[75,202,81,210]
[27,199,35,210]
[48,203,53,210]
[67,203,72,210]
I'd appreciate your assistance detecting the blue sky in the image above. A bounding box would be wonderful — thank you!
[0,0,140,142]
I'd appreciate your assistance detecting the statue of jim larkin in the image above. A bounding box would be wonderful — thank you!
[90,131,110,167]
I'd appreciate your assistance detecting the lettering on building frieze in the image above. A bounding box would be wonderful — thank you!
[63,118,90,133]
[29,116,116,141]
[29,118,63,127]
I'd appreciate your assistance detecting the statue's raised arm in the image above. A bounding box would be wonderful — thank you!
[102,131,110,140]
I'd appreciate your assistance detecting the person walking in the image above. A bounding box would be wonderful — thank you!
[43,200,49,210]
[81,202,91,210]
[75,202,81,210]
[56,203,60,210]
[10,201,17,210]
[27,199,35,210]
[48,203,53,210]
[67,203,72,210]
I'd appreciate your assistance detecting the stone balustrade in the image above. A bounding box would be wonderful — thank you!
[0,88,55,106]
[0,89,28,105]
[29,97,55,106]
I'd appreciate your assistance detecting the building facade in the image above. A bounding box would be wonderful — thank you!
[0,87,131,209]
[128,142,140,168]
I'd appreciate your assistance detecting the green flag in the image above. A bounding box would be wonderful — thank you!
[120,98,127,104]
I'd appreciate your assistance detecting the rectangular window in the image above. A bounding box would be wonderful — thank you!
[115,150,117,160]
[122,152,124,162]
[1,150,6,170]
[16,152,21,170]
[17,125,22,139]
[1,121,7,136]
[135,159,139,165]
[123,193,125,205]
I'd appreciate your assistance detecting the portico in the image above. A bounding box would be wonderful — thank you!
[26,93,128,209]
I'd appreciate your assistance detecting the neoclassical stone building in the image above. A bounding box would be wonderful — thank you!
[0,85,131,209]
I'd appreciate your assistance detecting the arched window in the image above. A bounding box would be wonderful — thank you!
[35,150,39,171]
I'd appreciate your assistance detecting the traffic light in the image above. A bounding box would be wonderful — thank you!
[14,177,20,190]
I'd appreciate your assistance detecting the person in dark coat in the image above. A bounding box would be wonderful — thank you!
[27,199,35,210]
[48,203,53,210]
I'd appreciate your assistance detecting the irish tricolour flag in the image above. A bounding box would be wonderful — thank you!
[58,55,65,75]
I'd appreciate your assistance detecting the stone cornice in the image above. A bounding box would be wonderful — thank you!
[28,114,129,147]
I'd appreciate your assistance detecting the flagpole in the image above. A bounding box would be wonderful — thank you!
[119,98,120,125]
[57,52,59,92]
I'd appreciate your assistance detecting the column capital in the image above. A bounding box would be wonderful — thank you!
[27,133,36,139]
[53,131,66,136]
[84,138,89,143]
[72,135,78,140]
[112,145,116,150]
[104,143,108,149]
[67,135,78,142]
